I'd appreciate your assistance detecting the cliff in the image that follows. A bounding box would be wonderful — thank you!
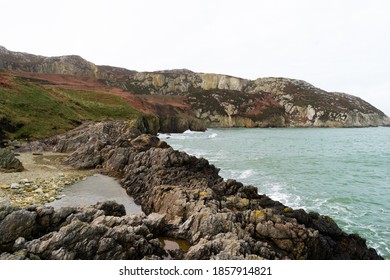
[1,45,389,138]
[99,71,390,128]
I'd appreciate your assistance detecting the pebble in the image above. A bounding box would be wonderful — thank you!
[0,198,11,205]
[35,188,43,194]
[20,179,32,184]
[11,183,21,189]
[1,174,87,207]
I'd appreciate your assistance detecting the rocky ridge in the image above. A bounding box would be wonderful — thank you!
[0,121,383,260]
[1,46,389,129]
[0,201,166,260]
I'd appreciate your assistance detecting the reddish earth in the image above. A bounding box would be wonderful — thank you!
[246,95,283,116]
[141,95,191,110]
[0,70,189,116]
[0,72,16,89]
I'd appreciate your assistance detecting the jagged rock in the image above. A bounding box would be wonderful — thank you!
[0,207,36,251]
[130,134,160,151]
[0,148,24,172]
[0,201,166,260]
[94,200,126,217]
[0,122,383,260]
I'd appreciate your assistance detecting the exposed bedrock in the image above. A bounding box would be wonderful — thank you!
[0,201,166,260]
[1,46,389,130]
[3,121,383,260]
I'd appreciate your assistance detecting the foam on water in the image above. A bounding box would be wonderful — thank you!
[208,133,218,139]
[264,182,303,209]
[162,134,187,140]
[237,169,254,179]
[183,129,203,134]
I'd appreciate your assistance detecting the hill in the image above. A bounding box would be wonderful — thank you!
[1,46,389,141]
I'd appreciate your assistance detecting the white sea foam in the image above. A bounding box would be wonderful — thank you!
[157,133,170,139]
[183,129,203,134]
[266,183,289,204]
[208,133,218,139]
[237,169,254,179]
[264,182,304,209]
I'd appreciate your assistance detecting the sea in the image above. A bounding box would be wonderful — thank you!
[159,127,390,259]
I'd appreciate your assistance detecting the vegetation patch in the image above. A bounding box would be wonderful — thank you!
[0,78,141,140]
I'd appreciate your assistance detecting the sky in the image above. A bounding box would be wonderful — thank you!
[1,0,390,116]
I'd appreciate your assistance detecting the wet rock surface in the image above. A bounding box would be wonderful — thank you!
[0,121,383,259]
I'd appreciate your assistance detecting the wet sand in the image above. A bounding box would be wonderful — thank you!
[0,152,91,185]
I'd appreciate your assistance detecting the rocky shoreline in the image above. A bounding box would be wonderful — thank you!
[0,121,384,259]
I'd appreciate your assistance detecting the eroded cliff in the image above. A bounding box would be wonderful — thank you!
[1,46,389,131]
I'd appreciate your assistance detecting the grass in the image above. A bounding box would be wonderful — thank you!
[0,77,142,139]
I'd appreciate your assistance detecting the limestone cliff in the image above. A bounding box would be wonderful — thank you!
[0,46,97,77]
[99,70,390,128]
[1,46,389,128]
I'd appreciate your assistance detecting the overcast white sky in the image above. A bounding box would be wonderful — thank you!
[2,0,390,115]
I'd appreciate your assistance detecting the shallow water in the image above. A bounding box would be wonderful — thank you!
[161,127,390,259]
[47,173,142,214]
[159,237,191,251]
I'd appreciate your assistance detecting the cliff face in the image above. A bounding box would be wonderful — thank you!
[0,46,97,77]
[1,46,389,129]
[100,70,390,128]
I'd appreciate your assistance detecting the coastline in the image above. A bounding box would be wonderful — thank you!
[0,121,384,260]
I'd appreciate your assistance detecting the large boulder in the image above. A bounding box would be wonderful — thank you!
[0,148,24,172]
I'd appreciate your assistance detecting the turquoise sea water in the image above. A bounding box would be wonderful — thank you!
[160,127,390,259]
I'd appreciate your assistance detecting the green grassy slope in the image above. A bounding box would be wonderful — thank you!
[0,77,142,140]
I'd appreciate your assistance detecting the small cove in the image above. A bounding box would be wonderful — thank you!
[47,173,142,214]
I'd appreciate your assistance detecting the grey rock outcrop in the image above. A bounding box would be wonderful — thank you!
[118,144,382,260]
[0,46,97,77]
[0,201,166,260]
[7,121,382,260]
[98,70,390,128]
[0,148,24,172]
